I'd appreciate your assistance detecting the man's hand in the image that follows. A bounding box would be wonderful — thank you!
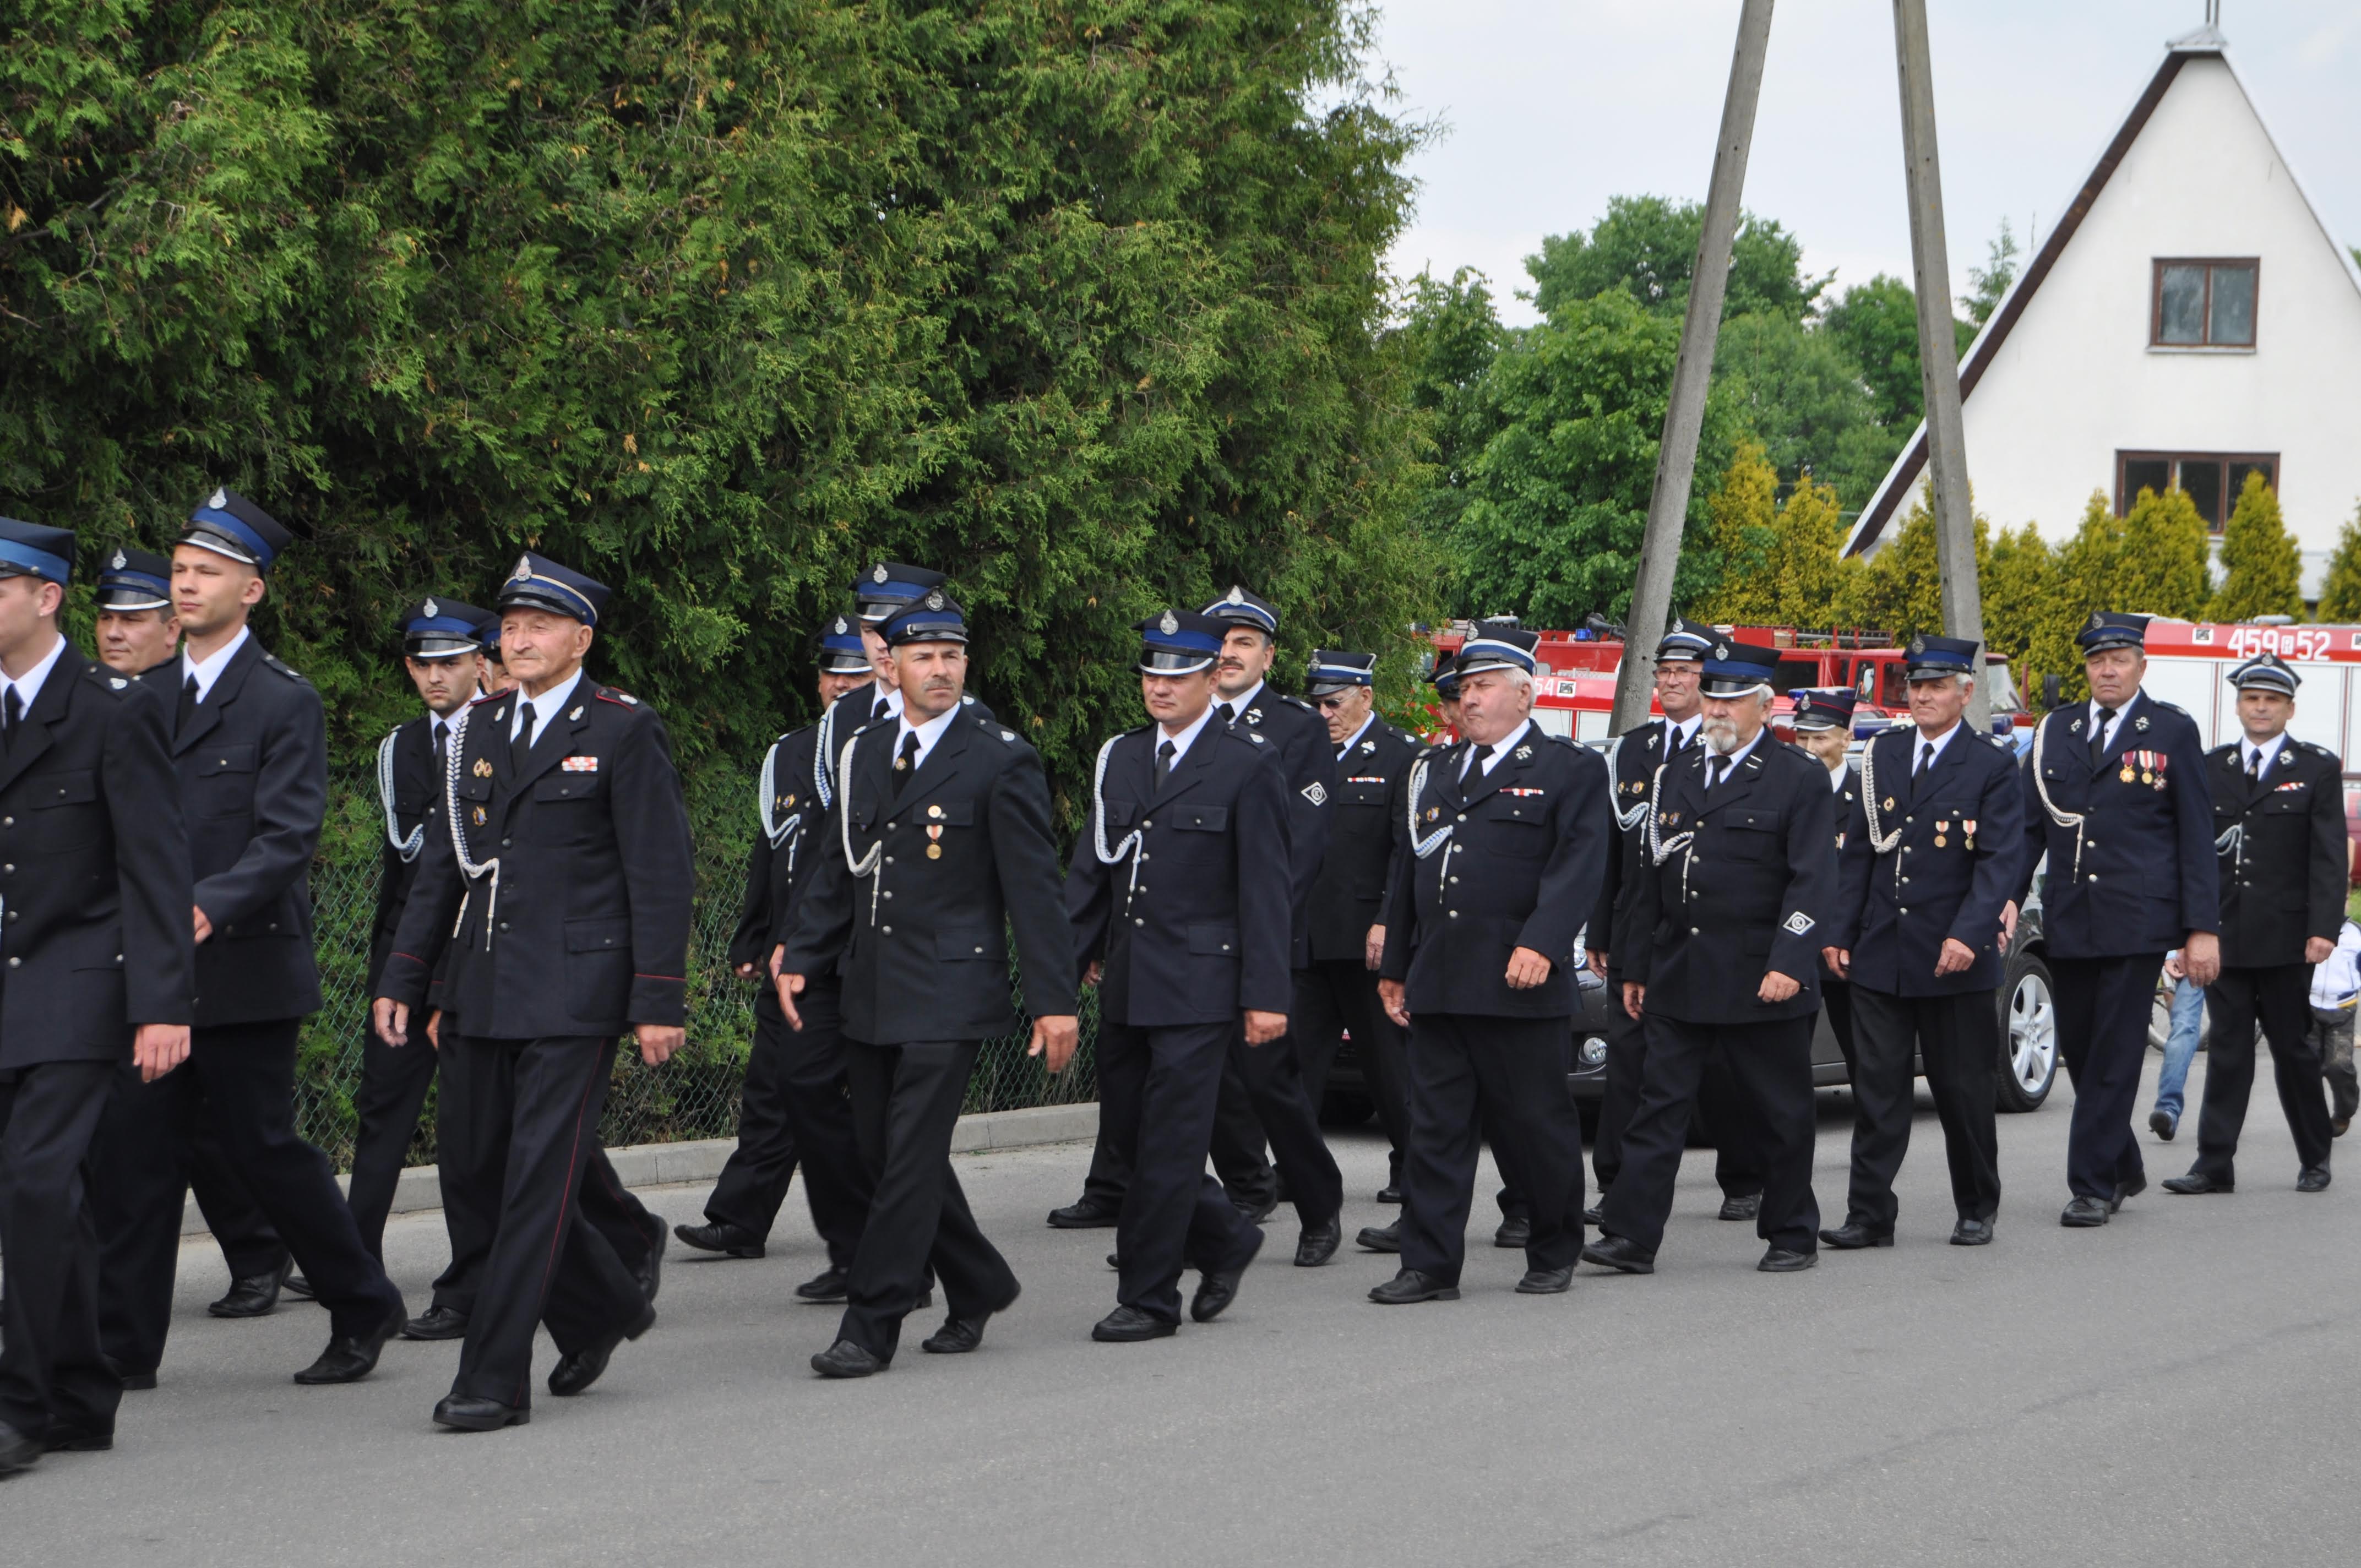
[769,944,785,979]
[192,905,214,944]
[1027,1014,1082,1072]
[1378,979,1410,1028]
[734,961,759,980]
[2307,935,2337,965]
[1364,924,1386,973]
[1243,1009,1288,1046]
[1622,981,1646,1021]
[373,998,409,1047]
[1588,946,1611,980]
[1082,960,1104,989]
[635,1025,684,1067]
[133,1023,191,1083]
[1999,900,2020,948]
[2183,931,2222,989]
[775,972,807,1030]
[1934,937,1977,977]
[1505,946,1553,990]
[2162,951,2186,982]
[1758,970,1802,1005]
[426,1009,443,1050]
[1822,946,1851,980]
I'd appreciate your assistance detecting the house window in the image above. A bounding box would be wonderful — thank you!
[2115,450,2277,532]
[2152,259,2258,347]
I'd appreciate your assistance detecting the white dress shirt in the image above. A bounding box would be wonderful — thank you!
[1154,702,1218,771]
[2239,731,2289,777]
[1335,710,1377,761]
[508,666,585,744]
[866,685,905,725]
[1461,718,1533,780]
[1906,717,1964,778]
[182,624,252,704]
[1,630,68,725]
[2085,693,2141,754]
[1702,724,1764,787]
[1214,679,1266,728]
[1663,714,1702,759]
[892,703,961,773]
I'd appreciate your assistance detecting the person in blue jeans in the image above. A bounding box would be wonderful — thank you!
[2148,952,2205,1139]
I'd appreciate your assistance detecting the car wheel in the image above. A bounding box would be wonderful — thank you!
[1996,950,2058,1112]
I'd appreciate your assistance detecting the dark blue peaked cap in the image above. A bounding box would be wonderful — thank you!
[1903,633,1980,679]
[497,551,608,626]
[96,546,172,608]
[852,562,947,624]
[1200,584,1279,638]
[1789,687,1857,730]
[0,517,76,585]
[882,587,968,646]
[1700,636,1780,696]
[2228,651,2299,696]
[400,596,491,659]
[2075,612,2149,655]
[1305,650,1376,695]
[183,488,291,571]
[816,612,871,673]
[1137,609,1226,674]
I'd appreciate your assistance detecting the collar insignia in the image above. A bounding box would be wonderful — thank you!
[569,706,583,720]
[1514,744,1532,760]
[1244,709,1261,725]
[2069,718,2084,734]
[2135,716,2150,731]
[872,564,889,584]
[512,554,532,582]
[1158,609,1178,635]
[208,488,227,509]
[1359,740,1375,753]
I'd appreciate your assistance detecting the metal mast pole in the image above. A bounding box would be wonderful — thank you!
[1892,0,1990,729]
[1610,0,1776,733]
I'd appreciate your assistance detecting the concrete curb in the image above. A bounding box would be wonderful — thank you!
[180,1101,1100,1237]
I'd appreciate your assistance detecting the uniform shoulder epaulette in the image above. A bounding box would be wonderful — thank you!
[83,664,133,694]
[2148,699,2191,717]
[596,688,640,707]
[1282,694,1317,714]
[470,689,505,707]
[2301,739,2336,758]
[1223,725,1269,747]
[1985,732,2012,750]
[975,714,1020,743]
[260,652,311,687]
[2206,739,2238,758]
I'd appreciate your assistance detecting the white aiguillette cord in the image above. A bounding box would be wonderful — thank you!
[379,727,424,863]
[439,705,500,947]
[836,731,887,926]
[1090,733,1147,907]
[2029,711,2087,878]
[758,737,801,857]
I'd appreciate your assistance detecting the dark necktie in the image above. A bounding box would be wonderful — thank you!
[1915,741,1934,778]
[1464,742,1493,782]
[1668,725,1688,762]
[2088,707,2115,770]
[1215,702,1236,728]
[2,687,18,752]
[1155,738,1178,792]
[892,730,921,797]
[1707,754,1732,790]
[177,673,199,738]
[433,720,449,771]
[2247,747,2262,781]
[513,701,537,768]
[873,697,891,723]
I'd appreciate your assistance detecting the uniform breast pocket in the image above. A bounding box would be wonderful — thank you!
[1165,804,1230,859]
[1721,807,1782,861]
[1484,799,1546,855]
[1187,924,1239,957]
[29,769,104,851]
[936,927,1005,962]
[1341,781,1389,808]
[564,917,631,1020]
[192,744,258,819]
[530,769,603,844]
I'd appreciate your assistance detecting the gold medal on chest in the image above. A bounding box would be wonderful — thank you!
[470,805,487,826]
[926,843,942,859]
[1883,797,1895,810]
[2120,766,2136,783]
[1426,806,1439,822]
[1933,835,1946,848]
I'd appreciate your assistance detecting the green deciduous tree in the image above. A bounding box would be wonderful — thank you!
[1390,266,1509,545]
[2210,471,2303,622]
[1712,312,1899,510]
[2319,502,2361,622]
[1525,194,1823,324]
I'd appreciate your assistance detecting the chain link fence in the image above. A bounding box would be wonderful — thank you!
[292,772,1100,1172]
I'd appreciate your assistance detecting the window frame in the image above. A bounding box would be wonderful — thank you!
[2113,449,2280,535]
[2150,258,2260,350]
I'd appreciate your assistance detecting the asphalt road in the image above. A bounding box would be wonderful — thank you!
[9,1052,2359,1567]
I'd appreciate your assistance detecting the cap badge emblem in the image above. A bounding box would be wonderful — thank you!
[208,488,227,509]
[2088,612,2106,630]
[832,616,847,634]
[1158,609,1178,635]
[423,597,439,618]
[1909,635,1924,655]
[512,554,532,582]
[1227,585,1244,605]
[1715,642,1730,660]
[923,587,945,610]
[872,564,889,584]
[110,549,127,569]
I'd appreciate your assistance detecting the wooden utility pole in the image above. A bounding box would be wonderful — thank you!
[1610,0,1776,733]
[1892,0,1990,728]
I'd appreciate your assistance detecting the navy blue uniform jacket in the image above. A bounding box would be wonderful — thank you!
[2204,737,2346,969]
[1832,725,2026,996]
[1069,721,1293,1027]
[1379,728,1612,1019]
[1231,685,1335,970]
[1308,718,1420,964]
[2015,693,2218,960]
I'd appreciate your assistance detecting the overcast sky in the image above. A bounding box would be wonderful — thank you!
[1372,0,2359,325]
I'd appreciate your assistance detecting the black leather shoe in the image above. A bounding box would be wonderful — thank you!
[283,1272,316,1302]
[2110,1172,2147,1210]
[1950,1218,1994,1246]
[1047,1197,1120,1229]
[402,1304,469,1341]
[1581,1205,1604,1227]
[1232,1193,1279,1225]
[2162,1170,2231,1195]
[292,1303,406,1385]
[0,1421,42,1475]
[1091,1305,1178,1342]
[1374,1184,1402,1205]
[810,1339,887,1378]
[2059,1195,2111,1227]
[1493,1214,1531,1249]
[1192,1229,1263,1322]
[1580,1235,1656,1274]
[1757,1246,1816,1273]
[433,1394,529,1431]
[673,1220,766,1258]
[1516,1265,1575,1294]
[1106,1253,1120,1269]
[1718,1193,1761,1222]
[2149,1109,2177,1140]
[2297,1166,2332,1193]
[1355,1218,1401,1253]
[922,1283,1018,1354]
[1294,1216,1341,1267]
[1368,1268,1459,1304]
[636,1229,666,1304]
[1818,1222,1894,1250]
[548,1302,656,1397]
[208,1256,293,1319]
[795,1266,850,1303]
[2334,1113,2352,1137]
[44,1424,113,1452]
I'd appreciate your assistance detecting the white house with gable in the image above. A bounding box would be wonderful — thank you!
[1843,19,2361,596]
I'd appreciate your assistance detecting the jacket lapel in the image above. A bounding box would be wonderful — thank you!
[0,644,84,795]
[890,714,971,816]
[1698,737,1767,816]
[1456,730,1538,813]
[173,635,262,756]
[1151,723,1219,810]
[508,687,596,803]
[2095,693,2147,774]
[481,694,518,790]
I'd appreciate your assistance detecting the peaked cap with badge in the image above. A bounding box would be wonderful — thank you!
[0,516,77,586]
[399,597,491,661]
[851,562,946,625]
[1199,584,1280,639]
[497,551,608,626]
[95,546,174,611]
[181,488,291,571]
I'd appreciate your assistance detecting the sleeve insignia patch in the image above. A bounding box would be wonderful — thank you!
[562,756,599,772]
[1781,911,1816,936]
[1301,781,1328,805]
